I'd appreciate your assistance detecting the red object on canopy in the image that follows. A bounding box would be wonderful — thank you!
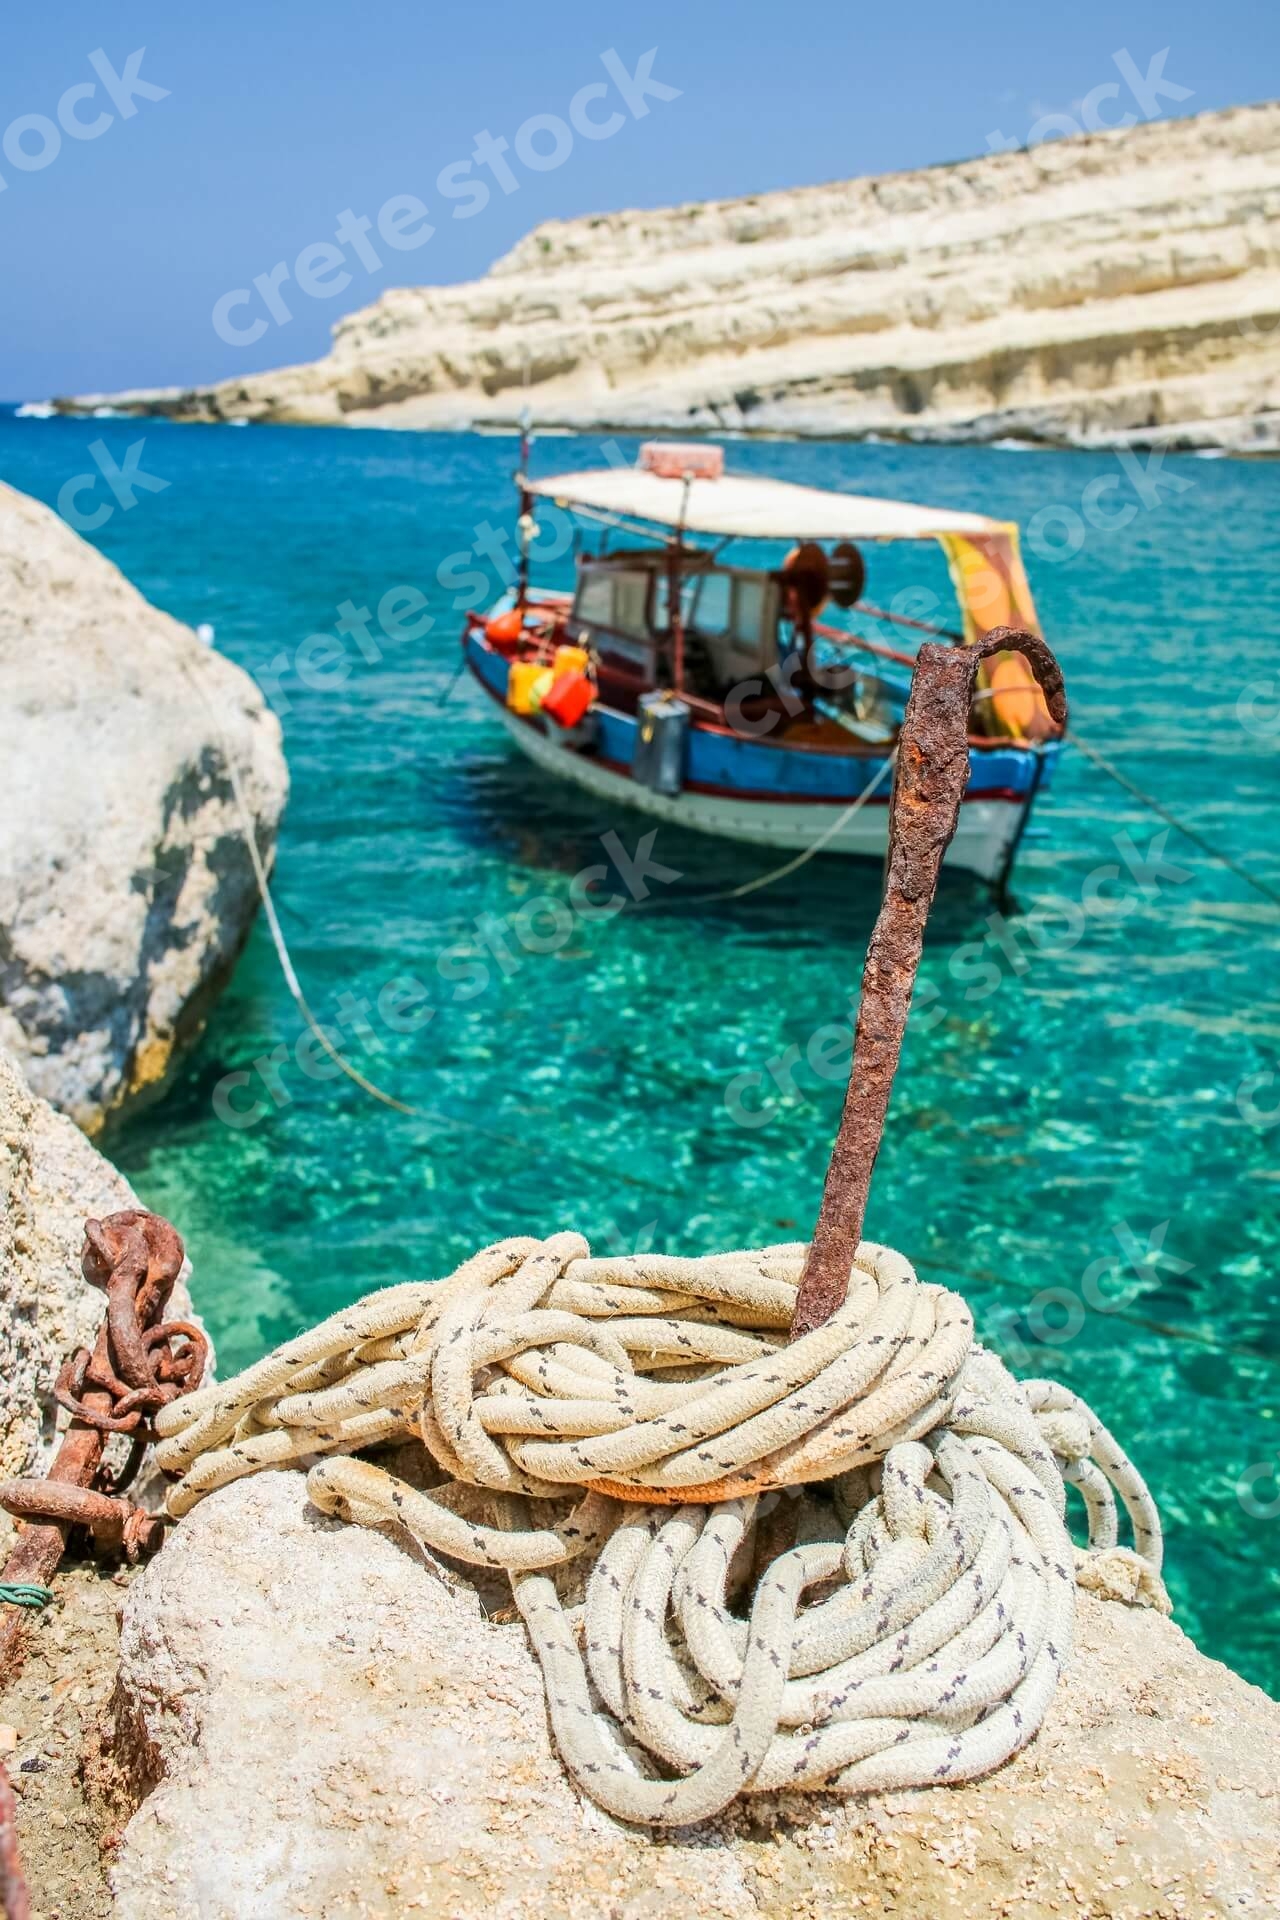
[640,442,725,482]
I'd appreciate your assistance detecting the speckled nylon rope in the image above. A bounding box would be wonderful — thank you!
[153,1234,1168,1825]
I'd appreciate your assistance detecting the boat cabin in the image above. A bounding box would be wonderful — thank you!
[563,549,781,713]
[510,443,1057,745]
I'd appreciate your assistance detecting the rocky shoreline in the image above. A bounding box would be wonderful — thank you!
[0,1048,208,1916]
[53,99,1280,456]
[1,1059,1276,1919]
[0,1039,1275,1919]
[108,1471,1280,1920]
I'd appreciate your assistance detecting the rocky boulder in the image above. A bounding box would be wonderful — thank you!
[109,1470,1280,1920]
[0,481,287,1131]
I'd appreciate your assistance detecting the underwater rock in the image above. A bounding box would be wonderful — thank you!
[109,1470,1280,1920]
[0,1047,202,1488]
[62,99,1280,453]
[0,481,287,1131]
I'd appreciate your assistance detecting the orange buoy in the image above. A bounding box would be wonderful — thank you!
[485,608,525,649]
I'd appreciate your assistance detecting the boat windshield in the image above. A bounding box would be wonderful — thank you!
[652,567,771,655]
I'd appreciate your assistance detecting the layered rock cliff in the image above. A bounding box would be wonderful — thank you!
[0,483,288,1131]
[64,99,1280,450]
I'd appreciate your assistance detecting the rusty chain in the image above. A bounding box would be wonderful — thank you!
[0,1209,203,1920]
[0,1210,206,1591]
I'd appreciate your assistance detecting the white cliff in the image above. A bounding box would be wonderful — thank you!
[65,99,1280,451]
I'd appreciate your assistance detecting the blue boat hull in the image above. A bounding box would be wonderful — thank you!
[464,631,1058,884]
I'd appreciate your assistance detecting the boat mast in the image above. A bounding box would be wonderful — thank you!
[669,469,693,694]
[515,357,533,611]
[515,411,535,612]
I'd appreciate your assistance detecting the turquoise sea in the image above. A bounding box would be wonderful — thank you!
[3,410,1277,1695]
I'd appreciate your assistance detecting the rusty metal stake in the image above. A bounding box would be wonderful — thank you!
[791,627,1067,1338]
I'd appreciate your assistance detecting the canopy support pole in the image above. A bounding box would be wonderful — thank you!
[669,473,693,695]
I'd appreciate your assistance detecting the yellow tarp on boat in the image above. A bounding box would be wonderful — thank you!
[939,527,1055,742]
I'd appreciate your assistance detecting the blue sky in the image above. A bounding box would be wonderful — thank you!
[2,1,1276,399]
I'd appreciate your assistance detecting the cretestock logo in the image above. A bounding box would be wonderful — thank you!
[212,829,680,1128]
[0,49,168,193]
[57,438,169,532]
[1237,1457,1280,1520]
[212,48,680,347]
[252,446,642,717]
[722,827,1196,1130]
[986,47,1191,168]
[1237,1072,1280,1130]
[1022,451,1194,564]
[908,828,1194,1030]
[1024,1222,1192,1347]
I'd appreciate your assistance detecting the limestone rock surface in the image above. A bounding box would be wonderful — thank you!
[0,1045,201,1486]
[110,1470,1280,1920]
[66,100,1280,452]
[0,481,287,1130]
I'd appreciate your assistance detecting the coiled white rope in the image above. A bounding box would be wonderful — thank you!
[153,1234,1168,1826]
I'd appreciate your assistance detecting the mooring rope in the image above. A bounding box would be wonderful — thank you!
[624,749,899,913]
[154,1233,1167,1825]
[178,653,709,1204]
[1065,727,1280,911]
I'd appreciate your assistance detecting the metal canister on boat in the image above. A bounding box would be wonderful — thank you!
[633,691,691,797]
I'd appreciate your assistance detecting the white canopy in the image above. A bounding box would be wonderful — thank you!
[524,467,1006,543]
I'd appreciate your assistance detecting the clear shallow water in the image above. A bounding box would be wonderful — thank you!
[3,411,1277,1694]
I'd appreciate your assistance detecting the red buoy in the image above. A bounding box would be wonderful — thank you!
[541,669,595,729]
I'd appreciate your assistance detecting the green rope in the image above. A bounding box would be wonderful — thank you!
[0,1583,53,1610]
[1067,728,1280,910]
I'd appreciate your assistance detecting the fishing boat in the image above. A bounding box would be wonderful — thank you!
[460,442,1062,890]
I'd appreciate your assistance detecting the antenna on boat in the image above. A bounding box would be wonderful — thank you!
[515,353,534,611]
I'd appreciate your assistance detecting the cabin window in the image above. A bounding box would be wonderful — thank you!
[574,568,615,629]
[690,570,732,636]
[573,567,653,640]
[729,577,767,653]
[652,573,693,631]
[655,566,773,676]
[655,570,764,649]
[613,573,651,639]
